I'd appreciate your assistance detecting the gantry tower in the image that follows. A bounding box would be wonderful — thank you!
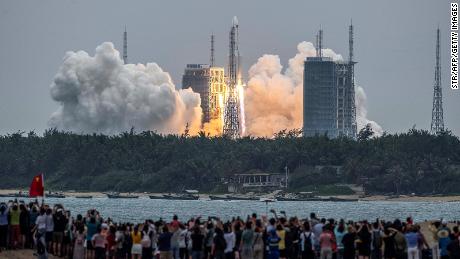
[223,16,241,139]
[431,28,444,134]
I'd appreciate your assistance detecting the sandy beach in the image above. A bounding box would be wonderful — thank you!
[2,189,460,202]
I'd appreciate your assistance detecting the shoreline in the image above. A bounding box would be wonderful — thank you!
[1,189,460,202]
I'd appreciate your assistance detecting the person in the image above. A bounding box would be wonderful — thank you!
[357,222,372,259]
[178,224,189,259]
[158,224,173,259]
[223,223,235,259]
[319,224,334,259]
[240,221,254,259]
[276,224,287,259]
[335,220,346,259]
[131,225,143,259]
[371,221,383,259]
[190,225,204,259]
[446,235,460,259]
[170,221,181,259]
[300,221,315,259]
[253,221,265,259]
[205,222,215,259]
[53,208,67,256]
[45,208,54,253]
[28,204,39,249]
[267,229,281,259]
[19,203,29,249]
[405,225,419,259]
[438,220,451,259]
[430,221,441,259]
[115,225,127,259]
[106,225,117,259]
[392,220,407,259]
[287,217,301,259]
[382,225,396,259]
[9,203,21,249]
[212,227,227,259]
[0,202,9,251]
[140,224,153,259]
[92,226,107,259]
[313,218,325,257]
[73,224,86,259]
[342,225,356,259]
[86,216,99,259]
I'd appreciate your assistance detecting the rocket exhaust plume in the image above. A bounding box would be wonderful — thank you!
[49,42,202,135]
[244,41,382,137]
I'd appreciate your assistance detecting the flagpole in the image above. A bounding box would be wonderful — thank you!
[42,173,45,207]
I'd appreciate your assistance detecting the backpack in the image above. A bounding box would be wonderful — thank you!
[372,230,382,250]
[303,233,312,252]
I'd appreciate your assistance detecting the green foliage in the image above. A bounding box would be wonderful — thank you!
[0,129,459,194]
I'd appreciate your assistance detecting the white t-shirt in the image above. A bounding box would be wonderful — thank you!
[224,232,235,253]
[45,214,54,232]
[36,215,47,230]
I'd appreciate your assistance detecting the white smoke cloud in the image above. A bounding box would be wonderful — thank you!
[49,42,202,135]
[244,41,382,137]
[355,86,384,136]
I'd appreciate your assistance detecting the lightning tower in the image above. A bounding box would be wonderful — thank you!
[223,16,241,139]
[431,28,444,134]
[123,27,128,64]
[348,21,357,138]
[210,34,215,67]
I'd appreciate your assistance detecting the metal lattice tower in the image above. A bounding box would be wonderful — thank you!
[223,16,241,139]
[348,21,357,138]
[316,26,323,58]
[123,27,128,64]
[210,34,215,67]
[431,28,444,134]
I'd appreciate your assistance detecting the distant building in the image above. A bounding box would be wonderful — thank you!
[182,64,226,124]
[226,173,286,193]
[303,26,357,138]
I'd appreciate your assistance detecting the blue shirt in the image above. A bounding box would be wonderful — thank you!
[86,222,98,241]
[0,207,8,226]
[405,232,418,248]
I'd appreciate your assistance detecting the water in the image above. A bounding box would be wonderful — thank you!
[2,196,459,223]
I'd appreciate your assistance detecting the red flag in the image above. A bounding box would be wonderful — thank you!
[29,174,44,197]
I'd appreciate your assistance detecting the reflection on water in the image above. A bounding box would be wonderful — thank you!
[1,197,459,222]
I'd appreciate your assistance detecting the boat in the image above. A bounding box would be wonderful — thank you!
[209,195,231,201]
[259,197,277,202]
[47,192,65,198]
[75,195,93,199]
[163,194,199,200]
[149,195,165,199]
[106,192,139,199]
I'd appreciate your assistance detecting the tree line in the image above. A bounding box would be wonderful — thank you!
[0,127,459,195]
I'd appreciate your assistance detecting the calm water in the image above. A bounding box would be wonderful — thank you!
[2,196,459,223]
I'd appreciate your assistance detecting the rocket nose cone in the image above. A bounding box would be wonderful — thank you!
[232,16,238,26]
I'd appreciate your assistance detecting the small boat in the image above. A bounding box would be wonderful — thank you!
[327,197,359,202]
[149,195,165,199]
[260,197,276,202]
[75,195,93,199]
[106,192,139,199]
[226,195,258,201]
[47,192,65,198]
[163,194,199,200]
[209,195,231,201]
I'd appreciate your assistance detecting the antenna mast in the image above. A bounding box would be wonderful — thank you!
[123,26,128,64]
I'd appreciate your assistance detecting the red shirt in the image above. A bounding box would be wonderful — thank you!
[106,233,116,251]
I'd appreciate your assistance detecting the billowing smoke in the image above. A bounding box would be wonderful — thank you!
[49,42,202,135]
[355,86,384,136]
[244,41,382,137]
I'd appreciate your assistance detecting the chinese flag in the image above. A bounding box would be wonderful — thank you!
[29,174,44,197]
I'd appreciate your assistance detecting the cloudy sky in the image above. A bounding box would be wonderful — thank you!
[0,0,458,136]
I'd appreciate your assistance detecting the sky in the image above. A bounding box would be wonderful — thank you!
[0,0,458,136]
